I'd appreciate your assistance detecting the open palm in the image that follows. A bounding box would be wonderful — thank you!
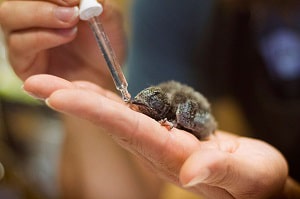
[23,74,288,199]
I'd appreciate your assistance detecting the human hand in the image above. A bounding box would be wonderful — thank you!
[23,74,288,199]
[0,0,126,89]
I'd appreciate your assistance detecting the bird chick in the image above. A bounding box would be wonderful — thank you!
[130,81,217,140]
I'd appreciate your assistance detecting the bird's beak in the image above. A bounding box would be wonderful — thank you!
[129,100,149,112]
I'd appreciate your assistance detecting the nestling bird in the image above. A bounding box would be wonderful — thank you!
[130,81,217,140]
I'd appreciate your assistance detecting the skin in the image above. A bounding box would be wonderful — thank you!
[0,1,161,198]
[0,0,298,198]
[23,74,288,199]
[0,0,125,89]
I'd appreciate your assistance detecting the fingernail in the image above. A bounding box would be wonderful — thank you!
[183,168,210,188]
[55,6,79,22]
[45,98,54,110]
[45,98,51,107]
[56,26,78,36]
[21,85,45,100]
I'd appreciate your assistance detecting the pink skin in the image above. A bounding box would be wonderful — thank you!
[0,0,125,89]
[23,74,288,199]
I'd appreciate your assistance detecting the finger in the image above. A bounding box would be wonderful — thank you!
[23,74,75,99]
[45,87,201,182]
[8,26,78,55]
[179,136,288,198]
[46,88,171,149]
[45,88,197,145]
[7,0,80,6]
[42,0,79,6]
[23,74,119,101]
[8,27,77,76]
[0,1,79,32]
[180,148,235,190]
[41,0,105,8]
[24,74,202,183]
[180,132,243,190]
[72,80,121,101]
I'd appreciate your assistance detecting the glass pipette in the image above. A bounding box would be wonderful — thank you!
[79,1,131,102]
[88,17,131,102]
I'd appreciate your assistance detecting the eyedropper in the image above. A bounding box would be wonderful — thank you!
[79,0,131,102]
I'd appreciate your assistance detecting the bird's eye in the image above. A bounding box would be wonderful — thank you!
[150,100,164,110]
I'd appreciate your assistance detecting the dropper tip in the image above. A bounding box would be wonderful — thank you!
[120,88,131,102]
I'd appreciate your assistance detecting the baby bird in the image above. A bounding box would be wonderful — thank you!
[130,81,217,140]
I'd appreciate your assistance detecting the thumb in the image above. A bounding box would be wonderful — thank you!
[179,149,238,199]
[179,148,279,199]
[179,148,235,188]
[179,146,262,199]
[179,137,289,199]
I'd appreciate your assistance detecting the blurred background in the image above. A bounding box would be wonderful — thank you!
[1,0,300,199]
[0,18,64,199]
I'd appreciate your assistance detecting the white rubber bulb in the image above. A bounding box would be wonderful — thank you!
[79,0,103,20]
